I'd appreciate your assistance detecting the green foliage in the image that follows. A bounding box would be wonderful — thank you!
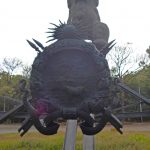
[124,66,150,98]
[0,131,150,150]
[0,57,31,111]
[0,58,31,98]
[0,72,23,98]
[0,71,26,111]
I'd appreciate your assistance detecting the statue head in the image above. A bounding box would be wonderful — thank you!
[67,0,99,9]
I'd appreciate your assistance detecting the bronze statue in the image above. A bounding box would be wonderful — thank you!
[67,0,110,51]
[0,1,150,139]
[0,2,122,137]
[20,23,121,136]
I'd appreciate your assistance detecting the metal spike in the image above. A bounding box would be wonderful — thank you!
[26,40,41,53]
[32,39,45,50]
[100,40,115,52]
[107,43,116,51]
[103,39,116,49]
[100,40,116,56]
[59,20,64,25]
[47,35,54,38]
[48,28,56,30]
[46,39,55,43]
[45,31,54,34]
[50,23,59,27]
[102,43,116,56]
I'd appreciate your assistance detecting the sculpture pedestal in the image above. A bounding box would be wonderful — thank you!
[62,120,95,150]
[63,120,77,150]
[83,135,95,150]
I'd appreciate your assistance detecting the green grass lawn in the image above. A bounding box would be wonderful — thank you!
[0,130,150,150]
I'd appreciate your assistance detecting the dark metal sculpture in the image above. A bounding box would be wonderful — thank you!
[0,0,150,138]
[24,22,122,136]
[0,1,149,141]
[67,0,109,51]
[0,21,150,137]
[0,22,121,136]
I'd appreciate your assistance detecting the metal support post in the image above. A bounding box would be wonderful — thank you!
[62,120,77,150]
[83,135,95,150]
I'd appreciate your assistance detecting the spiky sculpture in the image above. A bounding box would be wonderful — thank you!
[15,21,123,137]
[46,20,82,43]
[26,21,83,53]
[26,39,44,53]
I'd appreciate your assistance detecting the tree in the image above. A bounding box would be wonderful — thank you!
[0,57,24,100]
[107,44,133,79]
[124,65,150,98]
[107,44,149,79]
[0,72,23,98]
[0,65,3,73]
[107,44,150,113]
[136,53,149,68]
[123,65,150,114]
[2,57,22,76]
[22,64,31,79]
[146,46,150,58]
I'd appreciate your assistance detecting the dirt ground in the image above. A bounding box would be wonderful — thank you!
[0,122,150,134]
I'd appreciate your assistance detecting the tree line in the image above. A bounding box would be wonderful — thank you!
[0,45,150,114]
[108,44,150,117]
[0,58,31,111]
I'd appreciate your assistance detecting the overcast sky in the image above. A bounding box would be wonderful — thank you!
[0,0,150,65]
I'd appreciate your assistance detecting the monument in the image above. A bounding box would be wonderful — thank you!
[1,0,122,136]
[0,1,150,149]
[67,0,109,51]
[24,21,122,136]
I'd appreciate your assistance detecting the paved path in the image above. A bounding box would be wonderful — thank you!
[106,122,150,132]
[0,122,150,134]
[0,124,36,134]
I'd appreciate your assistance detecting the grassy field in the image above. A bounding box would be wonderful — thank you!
[0,130,150,150]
